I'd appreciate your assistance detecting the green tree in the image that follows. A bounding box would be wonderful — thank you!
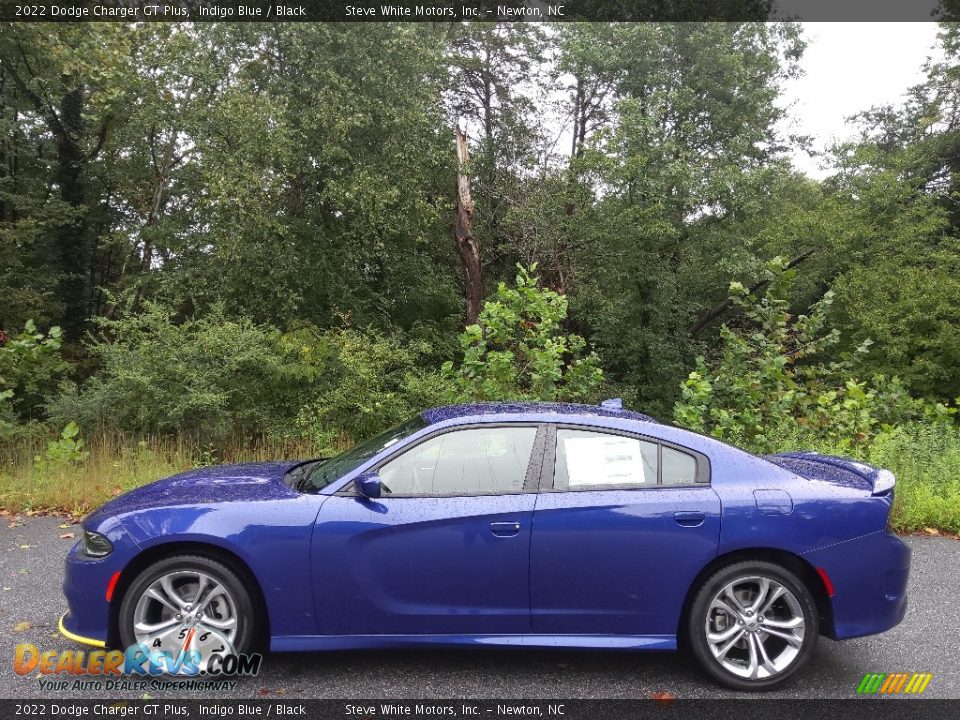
[673,260,954,453]
[443,264,603,402]
[815,23,960,400]
[564,22,806,414]
[0,24,133,340]
[147,24,462,337]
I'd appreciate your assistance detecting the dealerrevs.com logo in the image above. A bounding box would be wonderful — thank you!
[857,672,933,695]
[14,642,262,692]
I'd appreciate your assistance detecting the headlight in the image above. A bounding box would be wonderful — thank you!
[82,530,113,558]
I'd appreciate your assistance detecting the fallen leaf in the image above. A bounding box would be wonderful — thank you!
[59,533,75,540]
[651,691,676,704]
[58,522,74,529]
[257,688,270,696]
[112,487,122,497]
[141,694,154,700]
[12,621,31,633]
[19,545,31,549]
[925,527,940,535]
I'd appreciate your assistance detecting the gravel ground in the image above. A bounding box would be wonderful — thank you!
[0,515,956,700]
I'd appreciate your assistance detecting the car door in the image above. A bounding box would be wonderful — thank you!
[312,423,545,636]
[530,425,721,638]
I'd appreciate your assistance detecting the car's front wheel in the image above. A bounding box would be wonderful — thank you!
[687,561,819,690]
[118,554,257,665]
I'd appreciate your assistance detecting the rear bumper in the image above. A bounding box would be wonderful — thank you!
[802,531,911,640]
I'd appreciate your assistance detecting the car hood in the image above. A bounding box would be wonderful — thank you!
[85,460,306,524]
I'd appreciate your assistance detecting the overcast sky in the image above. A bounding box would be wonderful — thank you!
[781,22,944,177]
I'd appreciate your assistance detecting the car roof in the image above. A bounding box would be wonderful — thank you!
[421,401,655,425]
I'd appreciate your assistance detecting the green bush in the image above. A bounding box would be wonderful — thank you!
[48,305,311,440]
[33,421,89,474]
[674,259,956,453]
[290,323,446,452]
[443,264,604,402]
[46,305,447,451]
[0,321,67,436]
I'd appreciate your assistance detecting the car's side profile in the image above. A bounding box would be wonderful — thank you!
[60,401,910,689]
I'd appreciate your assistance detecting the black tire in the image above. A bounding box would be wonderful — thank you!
[118,554,257,655]
[687,560,819,691]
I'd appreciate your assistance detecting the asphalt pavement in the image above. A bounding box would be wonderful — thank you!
[1,515,957,700]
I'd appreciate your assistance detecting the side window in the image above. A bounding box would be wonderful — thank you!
[378,426,538,496]
[553,429,705,489]
[662,446,698,486]
[555,429,658,490]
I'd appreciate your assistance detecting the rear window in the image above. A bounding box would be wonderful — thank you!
[554,428,703,489]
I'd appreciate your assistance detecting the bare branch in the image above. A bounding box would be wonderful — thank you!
[688,250,816,336]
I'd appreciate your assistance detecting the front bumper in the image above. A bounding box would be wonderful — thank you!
[61,520,139,647]
[60,539,117,646]
[802,530,911,640]
[58,612,106,648]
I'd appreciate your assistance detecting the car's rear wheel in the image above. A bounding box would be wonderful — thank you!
[687,561,819,690]
[118,554,256,666]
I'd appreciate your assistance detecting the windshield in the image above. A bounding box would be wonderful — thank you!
[300,415,428,492]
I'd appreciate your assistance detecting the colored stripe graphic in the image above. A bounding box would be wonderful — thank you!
[857,673,886,694]
[857,672,932,695]
[905,674,933,694]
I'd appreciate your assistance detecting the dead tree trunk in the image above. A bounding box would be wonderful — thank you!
[455,125,484,326]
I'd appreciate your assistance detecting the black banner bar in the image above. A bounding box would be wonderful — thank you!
[0,699,958,720]
[0,0,956,23]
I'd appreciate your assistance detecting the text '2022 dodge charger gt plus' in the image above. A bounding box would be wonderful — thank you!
[61,400,910,689]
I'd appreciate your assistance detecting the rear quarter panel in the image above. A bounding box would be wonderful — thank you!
[655,428,893,554]
[679,430,907,641]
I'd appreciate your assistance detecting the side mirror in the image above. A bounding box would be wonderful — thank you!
[354,470,382,499]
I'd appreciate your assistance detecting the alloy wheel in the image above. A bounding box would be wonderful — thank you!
[704,575,806,680]
[132,570,238,664]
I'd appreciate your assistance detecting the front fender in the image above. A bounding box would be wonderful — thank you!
[117,497,323,639]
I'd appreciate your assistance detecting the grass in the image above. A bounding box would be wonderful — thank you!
[863,424,960,535]
[769,422,960,535]
[1,424,958,534]
[0,431,327,516]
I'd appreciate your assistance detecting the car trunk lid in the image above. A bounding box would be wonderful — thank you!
[763,451,895,495]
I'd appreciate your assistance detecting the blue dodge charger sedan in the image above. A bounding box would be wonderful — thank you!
[60,400,910,689]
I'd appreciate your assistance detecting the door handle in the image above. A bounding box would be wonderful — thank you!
[489,521,521,537]
[673,511,706,527]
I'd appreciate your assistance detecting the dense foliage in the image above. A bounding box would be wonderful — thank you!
[674,260,957,453]
[1,22,959,527]
[442,265,603,402]
[0,321,66,437]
